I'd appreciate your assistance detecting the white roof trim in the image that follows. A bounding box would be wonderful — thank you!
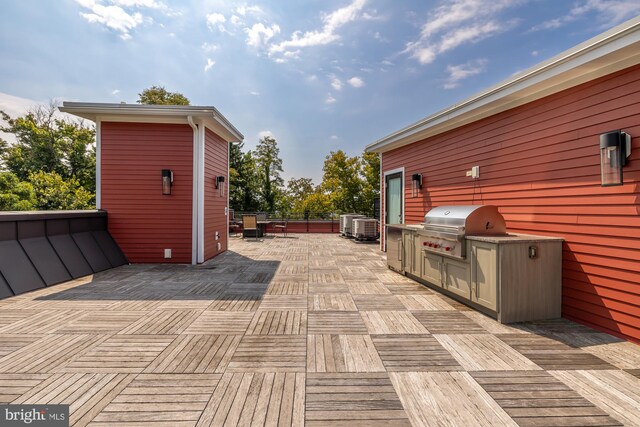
[366,16,640,154]
[59,102,244,143]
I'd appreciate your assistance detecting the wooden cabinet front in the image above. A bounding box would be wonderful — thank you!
[443,257,471,299]
[471,241,498,311]
[421,251,443,287]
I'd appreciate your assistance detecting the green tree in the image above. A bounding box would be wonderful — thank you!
[229,142,261,212]
[28,171,93,210]
[0,172,35,210]
[137,85,190,105]
[321,150,364,213]
[360,151,380,216]
[255,136,284,213]
[285,177,315,213]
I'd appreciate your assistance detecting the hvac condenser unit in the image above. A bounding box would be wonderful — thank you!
[340,214,366,237]
[353,218,379,241]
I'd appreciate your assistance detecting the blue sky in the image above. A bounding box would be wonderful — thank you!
[1,0,639,183]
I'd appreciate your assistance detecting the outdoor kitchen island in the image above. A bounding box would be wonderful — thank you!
[386,207,563,323]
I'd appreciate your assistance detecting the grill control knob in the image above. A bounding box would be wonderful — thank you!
[423,242,427,246]
[445,247,451,251]
[433,244,440,248]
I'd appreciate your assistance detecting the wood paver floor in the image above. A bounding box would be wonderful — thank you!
[0,234,638,426]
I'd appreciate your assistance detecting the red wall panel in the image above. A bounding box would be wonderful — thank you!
[101,122,193,263]
[204,128,228,260]
[381,64,640,342]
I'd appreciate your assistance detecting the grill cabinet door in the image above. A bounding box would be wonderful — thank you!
[443,258,471,299]
[402,230,416,275]
[421,251,442,287]
[471,241,497,311]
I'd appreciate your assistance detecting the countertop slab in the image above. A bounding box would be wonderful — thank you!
[466,233,564,243]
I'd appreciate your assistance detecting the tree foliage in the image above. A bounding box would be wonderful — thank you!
[229,142,261,212]
[254,136,284,213]
[137,85,190,105]
[0,103,96,210]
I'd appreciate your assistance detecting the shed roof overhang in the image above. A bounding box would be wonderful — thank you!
[59,102,244,143]
[366,16,640,154]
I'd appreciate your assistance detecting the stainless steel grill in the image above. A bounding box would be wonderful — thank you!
[417,205,506,259]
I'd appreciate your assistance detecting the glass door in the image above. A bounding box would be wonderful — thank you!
[384,172,403,250]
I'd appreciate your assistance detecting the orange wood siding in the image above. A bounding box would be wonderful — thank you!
[204,128,228,260]
[101,122,193,263]
[381,64,640,342]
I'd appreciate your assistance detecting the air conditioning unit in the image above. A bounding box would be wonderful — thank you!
[340,214,366,237]
[354,218,379,241]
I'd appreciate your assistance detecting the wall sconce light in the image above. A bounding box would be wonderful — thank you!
[215,175,226,197]
[161,169,173,195]
[600,130,631,187]
[411,173,422,197]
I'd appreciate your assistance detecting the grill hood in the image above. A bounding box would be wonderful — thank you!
[424,205,506,236]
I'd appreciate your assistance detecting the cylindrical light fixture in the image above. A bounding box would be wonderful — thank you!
[162,169,173,195]
[411,173,422,197]
[216,175,226,197]
[600,130,631,187]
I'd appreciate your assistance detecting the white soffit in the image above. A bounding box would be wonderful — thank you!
[59,102,244,143]
[366,16,640,154]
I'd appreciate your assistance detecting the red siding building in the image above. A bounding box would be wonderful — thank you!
[367,18,640,342]
[60,103,243,264]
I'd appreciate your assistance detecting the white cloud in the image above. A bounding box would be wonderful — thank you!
[404,0,519,65]
[206,12,226,32]
[250,91,260,96]
[202,42,219,52]
[531,0,640,31]
[307,74,318,82]
[245,22,281,48]
[531,50,539,56]
[330,75,342,91]
[76,0,144,40]
[381,59,393,66]
[347,76,364,88]
[443,58,488,89]
[269,0,367,57]
[111,0,165,8]
[111,89,121,95]
[237,5,262,16]
[330,135,339,140]
[325,93,336,104]
[204,58,215,72]
[258,130,274,139]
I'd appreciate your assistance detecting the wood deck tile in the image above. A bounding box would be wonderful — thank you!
[184,312,254,335]
[307,335,385,373]
[390,372,517,427]
[306,372,411,426]
[497,334,616,370]
[346,281,392,295]
[472,371,623,427]
[353,295,406,311]
[118,310,201,335]
[13,372,136,426]
[236,271,275,284]
[0,334,44,357]
[548,332,640,369]
[308,283,350,294]
[308,312,368,335]
[266,282,308,295]
[435,334,541,371]
[308,294,358,311]
[626,369,640,379]
[157,299,214,310]
[360,311,428,335]
[259,295,308,311]
[277,263,308,275]
[144,335,241,373]
[62,335,175,373]
[206,295,262,311]
[227,335,306,372]
[550,370,638,426]
[197,372,304,426]
[0,310,87,334]
[413,311,487,334]
[56,312,146,334]
[246,311,307,335]
[0,310,40,329]
[372,335,462,372]
[383,283,433,295]
[0,334,105,373]
[309,270,345,284]
[340,266,379,281]
[397,295,456,311]
[462,311,531,334]
[0,373,50,403]
[93,373,219,426]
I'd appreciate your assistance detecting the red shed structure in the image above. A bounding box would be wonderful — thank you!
[367,17,640,342]
[60,102,243,264]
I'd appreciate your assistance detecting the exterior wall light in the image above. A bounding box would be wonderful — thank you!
[161,169,173,195]
[216,175,226,197]
[600,130,631,187]
[411,173,422,197]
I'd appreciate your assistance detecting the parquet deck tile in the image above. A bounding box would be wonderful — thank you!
[266,282,308,295]
[308,283,350,294]
[259,295,308,310]
[196,372,304,426]
[308,294,358,311]
[144,335,241,373]
[227,335,306,372]
[497,334,617,370]
[353,295,405,311]
[372,334,462,371]
[184,312,254,335]
[360,311,428,335]
[383,283,433,295]
[305,372,411,426]
[118,310,201,335]
[307,335,385,373]
[62,335,174,373]
[308,312,368,335]
[206,295,262,311]
[397,295,456,311]
[56,312,146,334]
[0,373,50,403]
[0,334,44,357]
[472,371,623,426]
[346,281,392,295]
[246,311,307,335]
[413,310,487,334]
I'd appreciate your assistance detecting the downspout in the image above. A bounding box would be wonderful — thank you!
[188,116,198,265]
[95,119,102,209]
[197,123,205,264]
